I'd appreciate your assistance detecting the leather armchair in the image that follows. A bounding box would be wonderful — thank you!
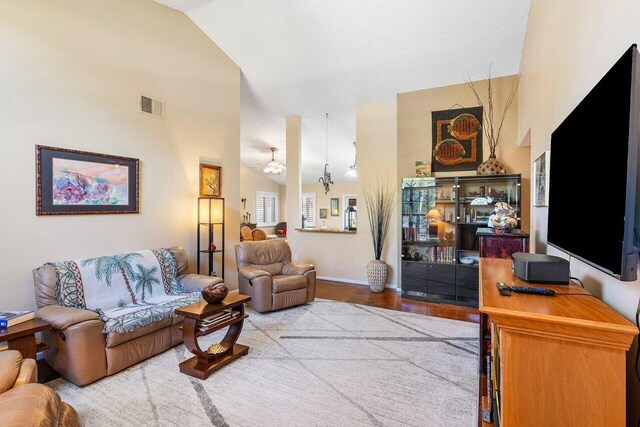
[235,239,316,312]
[0,350,82,427]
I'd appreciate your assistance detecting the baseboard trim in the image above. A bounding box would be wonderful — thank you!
[317,275,398,290]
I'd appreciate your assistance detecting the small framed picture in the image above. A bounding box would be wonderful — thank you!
[36,145,139,215]
[415,160,431,177]
[330,198,339,216]
[200,163,221,197]
[534,151,550,207]
[319,208,328,219]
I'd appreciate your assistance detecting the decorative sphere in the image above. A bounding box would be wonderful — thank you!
[201,283,229,304]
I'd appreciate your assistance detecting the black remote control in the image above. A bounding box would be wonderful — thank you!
[496,282,555,296]
[511,285,555,296]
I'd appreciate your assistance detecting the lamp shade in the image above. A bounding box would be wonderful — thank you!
[199,197,225,223]
[426,209,442,220]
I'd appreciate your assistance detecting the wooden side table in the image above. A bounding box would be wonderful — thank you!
[476,227,530,259]
[0,319,50,360]
[175,293,251,380]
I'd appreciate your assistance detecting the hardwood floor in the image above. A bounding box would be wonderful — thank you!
[316,279,480,323]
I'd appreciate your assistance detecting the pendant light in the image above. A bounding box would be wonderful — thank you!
[318,113,334,194]
[263,147,285,175]
[345,141,357,177]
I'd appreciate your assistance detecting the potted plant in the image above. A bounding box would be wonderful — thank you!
[363,179,395,292]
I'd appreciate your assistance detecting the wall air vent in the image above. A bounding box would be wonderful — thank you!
[138,95,165,119]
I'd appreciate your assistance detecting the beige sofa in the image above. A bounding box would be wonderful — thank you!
[0,350,82,426]
[33,246,221,386]
[235,239,315,312]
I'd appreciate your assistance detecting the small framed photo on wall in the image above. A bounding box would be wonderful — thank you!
[319,208,328,219]
[534,151,550,207]
[330,198,339,216]
[200,163,221,197]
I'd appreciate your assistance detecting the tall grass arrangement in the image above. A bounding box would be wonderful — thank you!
[362,179,396,261]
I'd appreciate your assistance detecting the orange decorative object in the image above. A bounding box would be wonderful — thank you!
[448,113,482,140]
[434,139,466,166]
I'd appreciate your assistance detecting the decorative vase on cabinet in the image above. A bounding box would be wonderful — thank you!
[477,152,507,175]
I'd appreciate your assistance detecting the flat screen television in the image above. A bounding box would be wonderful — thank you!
[548,44,640,281]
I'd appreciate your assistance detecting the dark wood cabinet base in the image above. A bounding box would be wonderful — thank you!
[179,344,249,380]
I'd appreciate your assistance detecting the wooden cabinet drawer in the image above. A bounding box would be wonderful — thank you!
[456,265,479,302]
[402,261,427,292]
[426,263,455,283]
[426,263,455,300]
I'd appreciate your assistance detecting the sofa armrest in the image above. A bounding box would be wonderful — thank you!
[282,262,315,276]
[178,274,224,292]
[0,384,65,427]
[37,305,100,331]
[238,266,271,280]
[0,350,22,393]
[245,275,273,313]
[13,358,37,388]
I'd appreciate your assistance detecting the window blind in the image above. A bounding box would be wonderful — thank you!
[301,193,316,227]
[256,191,278,226]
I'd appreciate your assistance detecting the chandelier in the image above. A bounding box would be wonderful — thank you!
[345,141,357,177]
[263,147,285,175]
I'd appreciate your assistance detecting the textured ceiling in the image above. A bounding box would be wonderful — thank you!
[155,0,531,184]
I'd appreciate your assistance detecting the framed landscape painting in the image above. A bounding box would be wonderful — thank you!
[36,145,139,215]
[199,163,221,197]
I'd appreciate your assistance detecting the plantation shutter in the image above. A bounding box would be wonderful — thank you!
[301,193,316,227]
[256,191,278,226]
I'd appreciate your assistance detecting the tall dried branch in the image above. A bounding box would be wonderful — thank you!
[466,68,520,153]
[363,178,396,261]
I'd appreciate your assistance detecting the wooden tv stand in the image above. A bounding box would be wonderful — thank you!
[478,258,638,426]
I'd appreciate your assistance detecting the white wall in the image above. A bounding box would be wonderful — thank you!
[301,182,357,230]
[518,0,640,423]
[398,75,530,232]
[240,163,285,234]
[287,101,398,287]
[0,0,241,310]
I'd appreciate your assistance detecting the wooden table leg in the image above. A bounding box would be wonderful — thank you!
[8,334,37,360]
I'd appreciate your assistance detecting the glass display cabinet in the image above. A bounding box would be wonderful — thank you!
[401,174,522,307]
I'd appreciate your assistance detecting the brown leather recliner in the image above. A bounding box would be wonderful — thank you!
[33,246,222,386]
[235,239,316,312]
[0,350,82,427]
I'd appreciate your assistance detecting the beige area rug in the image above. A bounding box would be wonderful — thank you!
[48,300,479,426]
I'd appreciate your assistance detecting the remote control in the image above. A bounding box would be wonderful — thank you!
[510,285,555,296]
[496,282,555,296]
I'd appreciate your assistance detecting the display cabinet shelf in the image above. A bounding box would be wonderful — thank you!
[401,174,522,307]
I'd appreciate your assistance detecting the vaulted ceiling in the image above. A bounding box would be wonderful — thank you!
[156,0,531,184]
